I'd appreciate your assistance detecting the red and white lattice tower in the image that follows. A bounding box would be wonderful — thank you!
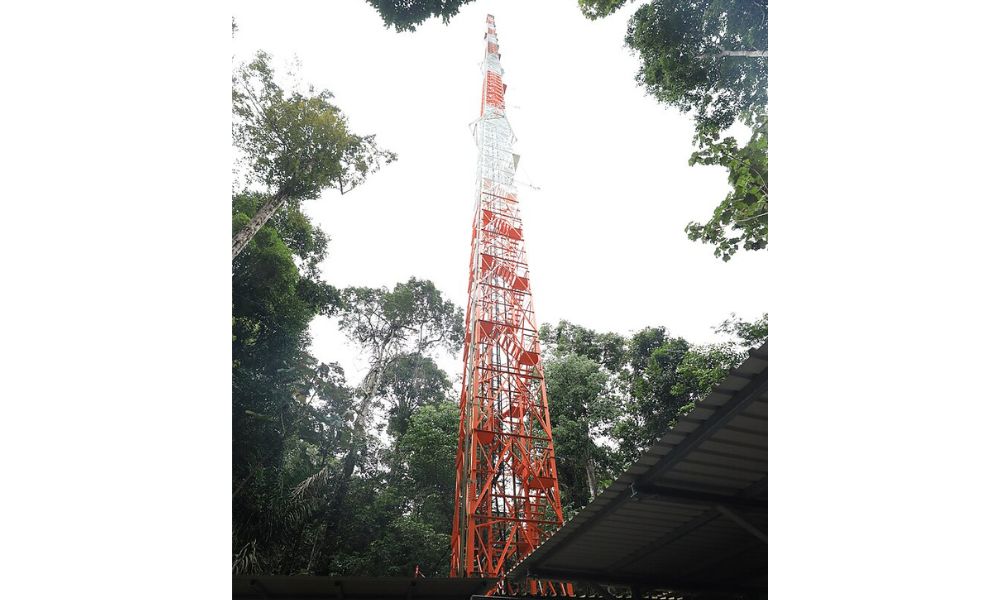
[451,15,570,595]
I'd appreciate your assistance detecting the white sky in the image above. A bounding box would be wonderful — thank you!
[232,0,768,384]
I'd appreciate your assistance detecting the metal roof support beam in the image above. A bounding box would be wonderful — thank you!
[524,567,764,596]
[631,483,767,512]
[714,505,767,544]
[611,476,768,573]
[738,475,768,499]
[606,508,720,572]
[672,542,765,585]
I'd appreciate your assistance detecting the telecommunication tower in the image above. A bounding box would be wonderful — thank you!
[451,15,570,595]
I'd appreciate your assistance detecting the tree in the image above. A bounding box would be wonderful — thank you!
[539,321,631,484]
[232,51,396,259]
[618,329,692,460]
[582,0,767,135]
[232,184,357,574]
[232,191,341,500]
[716,311,768,346]
[686,115,767,260]
[233,276,464,576]
[538,315,767,488]
[627,0,767,135]
[672,312,767,402]
[337,278,463,438]
[232,347,355,575]
[544,354,607,507]
[377,353,451,440]
[579,0,768,259]
[231,23,472,579]
[540,320,627,373]
[396,401,461,543]
[364,0,476,33]
[317,390,459,578]
[310,278,463,575]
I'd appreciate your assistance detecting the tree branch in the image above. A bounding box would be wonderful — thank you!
[698,49,768,59]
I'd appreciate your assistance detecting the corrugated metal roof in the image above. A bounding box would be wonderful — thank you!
[233,576,495,600]
[508,343,768,599]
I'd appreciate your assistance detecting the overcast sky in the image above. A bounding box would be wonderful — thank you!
[232,0,769,384]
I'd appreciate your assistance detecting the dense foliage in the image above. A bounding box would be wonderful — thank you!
[364,0,476,32]
[232,227,464,575]
[232,188,351,574]
[231,52,396,259]
[539,313,768,501]
[580,0,769,260]
[686,114,767,260]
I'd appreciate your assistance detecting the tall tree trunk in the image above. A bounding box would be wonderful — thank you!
[583,438,600,501]
[699,50,768,59]
[309,362,389,575]
[305,521,327,574]
[232,192,288,260]
[309,451,357,575]
[585,456,599,501]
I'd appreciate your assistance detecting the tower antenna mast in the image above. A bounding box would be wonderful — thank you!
[451,15,571,596]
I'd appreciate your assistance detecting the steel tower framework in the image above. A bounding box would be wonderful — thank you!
[451,15,569,595]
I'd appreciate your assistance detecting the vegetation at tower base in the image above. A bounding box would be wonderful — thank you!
[364,0,477,32]
[231,51,396,259]
[580,0,769,261]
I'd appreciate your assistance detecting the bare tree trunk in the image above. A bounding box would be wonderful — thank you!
[585,457,599,501]
[310,446,358,575]
[699,50,768,59]
[232,192,288,260]
[309,362,390,575]
[305,521,326,574]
